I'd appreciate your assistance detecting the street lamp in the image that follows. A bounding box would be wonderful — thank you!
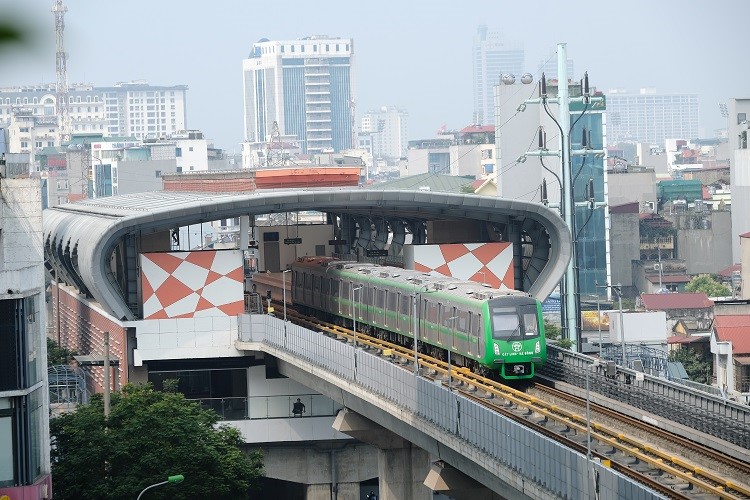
[446,316,459,390]
[351,285,363,376]
[352,285,363,349]
[136,474,185,500]
[585,359,599,498]
[594,281,609,359]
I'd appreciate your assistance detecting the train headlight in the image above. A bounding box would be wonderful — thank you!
[493,344,500,355]
[535,341,540,353]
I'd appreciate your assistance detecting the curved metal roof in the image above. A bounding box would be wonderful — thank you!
[44,189,571,320]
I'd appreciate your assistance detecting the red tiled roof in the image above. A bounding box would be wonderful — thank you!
[718,264,741,278]
[646,275,691,284]
[741,232,750,239]
[641,292,713,310]
[714,315,750,354]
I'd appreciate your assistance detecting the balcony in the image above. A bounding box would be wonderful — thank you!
[640,236,674,250]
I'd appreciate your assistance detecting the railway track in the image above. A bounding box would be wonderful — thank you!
[277,305,750,499]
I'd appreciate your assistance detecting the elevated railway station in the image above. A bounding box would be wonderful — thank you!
[42,189,749,498]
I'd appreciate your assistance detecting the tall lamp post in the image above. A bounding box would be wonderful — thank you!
[447,316,459,390]
[352,285,363,376]
[612,283,626,367]
[136,475,185,500]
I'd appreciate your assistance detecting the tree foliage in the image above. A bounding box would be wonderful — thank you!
[544,319,561,340]
[668,347,711,384]
[47,337,77,366]
[50,383,263,500]
[685,274,731,298]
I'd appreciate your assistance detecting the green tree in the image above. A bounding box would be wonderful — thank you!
[685,274,731,297]
[544,319,561,340]
[668,348,711,384]
[50,383,263,500]
[47,337,77,366]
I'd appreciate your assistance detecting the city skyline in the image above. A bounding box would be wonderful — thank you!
[1,0,748,152]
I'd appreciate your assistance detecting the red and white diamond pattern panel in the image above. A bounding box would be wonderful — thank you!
[412,242,514,290]
[140,250,244,319]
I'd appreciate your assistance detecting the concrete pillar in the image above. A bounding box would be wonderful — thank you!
[240,215,250,249]
[333,409,432,500]
[378,446,432,500]
[305,480,362,500]
[306,483,331,500]
[424,461,500,500]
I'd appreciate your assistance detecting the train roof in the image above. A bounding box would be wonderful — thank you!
[292,256,532,302]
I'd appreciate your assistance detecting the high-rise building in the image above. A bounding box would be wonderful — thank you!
[242,36,354,154]
[606,89,699,144]
[0,82,188,160]
[472,26,524,126]
[360,106,408,159]
[494,77,611,297]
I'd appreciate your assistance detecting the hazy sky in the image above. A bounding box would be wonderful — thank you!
[1,0,748,152]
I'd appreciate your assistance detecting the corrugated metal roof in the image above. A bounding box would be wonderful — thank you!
[714,315,750,354]
[641,292,713,310]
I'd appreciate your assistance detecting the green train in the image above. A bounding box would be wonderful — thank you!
[291,257,545,380]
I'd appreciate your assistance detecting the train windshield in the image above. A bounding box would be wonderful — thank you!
[491,304,540,340]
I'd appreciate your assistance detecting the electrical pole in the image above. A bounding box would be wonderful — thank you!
[556,43,579,350]
[52,0,70,145]
[518,43,606,351]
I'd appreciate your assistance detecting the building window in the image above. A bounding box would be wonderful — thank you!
[739,113,747,124]
[155,170,162,177]
[189,146,193,152]
[176,167,182,173]
[175,147,182,157]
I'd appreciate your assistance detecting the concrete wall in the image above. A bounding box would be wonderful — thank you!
[607,169,657,207]
[675,211,733,274]
[117,158,177,194]
[743,237,750,300]
[257,224,334,272]
[0,178,44,277]
[609,212,640,287]
[731,150,750,263]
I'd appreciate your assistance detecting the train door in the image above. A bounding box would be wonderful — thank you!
[386,290,397,330]
[398,293,410,335]
[312,273,322,308]
[440,305,457,348]
[375,288,386,327]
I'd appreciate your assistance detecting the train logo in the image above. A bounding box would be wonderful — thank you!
[512,342,523,352]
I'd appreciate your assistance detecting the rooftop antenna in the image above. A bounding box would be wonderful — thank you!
[53,0,71,144]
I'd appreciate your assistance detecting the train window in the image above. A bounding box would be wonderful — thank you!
[491,307,520,340]
[376,289,385,309]
[441,307,455,328]
[400,295,410,315]
[521,305,540,338]
[426,301,438,323]
[388,291,397,311]
[457,311,469,333]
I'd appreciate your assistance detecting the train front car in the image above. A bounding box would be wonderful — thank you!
[484,296,545,380]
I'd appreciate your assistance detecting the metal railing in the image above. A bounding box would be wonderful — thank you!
[188,394,342,421]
